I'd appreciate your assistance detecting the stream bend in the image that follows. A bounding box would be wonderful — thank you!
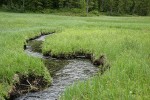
[16,33,99,100]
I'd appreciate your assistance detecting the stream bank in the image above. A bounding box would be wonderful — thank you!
[10,32,99,100]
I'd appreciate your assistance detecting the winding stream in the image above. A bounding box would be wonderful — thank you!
[16,33,99,100]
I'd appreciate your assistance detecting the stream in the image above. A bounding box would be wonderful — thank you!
[16,34,99,100]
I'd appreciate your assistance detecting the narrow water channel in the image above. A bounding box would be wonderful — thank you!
[16,34,99,100]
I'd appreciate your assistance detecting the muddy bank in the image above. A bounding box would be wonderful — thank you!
[8,74,49,100]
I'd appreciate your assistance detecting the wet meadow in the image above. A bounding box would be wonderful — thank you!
[0,11,150,99]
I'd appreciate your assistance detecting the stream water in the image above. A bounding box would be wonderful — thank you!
[16,34,99,100]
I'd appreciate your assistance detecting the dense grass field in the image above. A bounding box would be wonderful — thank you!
[0,11,150,99]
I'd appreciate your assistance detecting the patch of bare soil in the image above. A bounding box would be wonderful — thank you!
[8,74,49,100]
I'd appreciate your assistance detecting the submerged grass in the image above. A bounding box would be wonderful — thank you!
[0,11,150,99]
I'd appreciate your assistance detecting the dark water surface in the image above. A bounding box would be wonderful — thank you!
[16,34,99,100]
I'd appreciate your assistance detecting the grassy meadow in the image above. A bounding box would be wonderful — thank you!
[0,11,150,99]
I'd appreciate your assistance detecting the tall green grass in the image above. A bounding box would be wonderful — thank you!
[0,11,150,99]
[42,16,150,99]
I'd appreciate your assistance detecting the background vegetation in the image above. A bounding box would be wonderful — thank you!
[0,0,150,16]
